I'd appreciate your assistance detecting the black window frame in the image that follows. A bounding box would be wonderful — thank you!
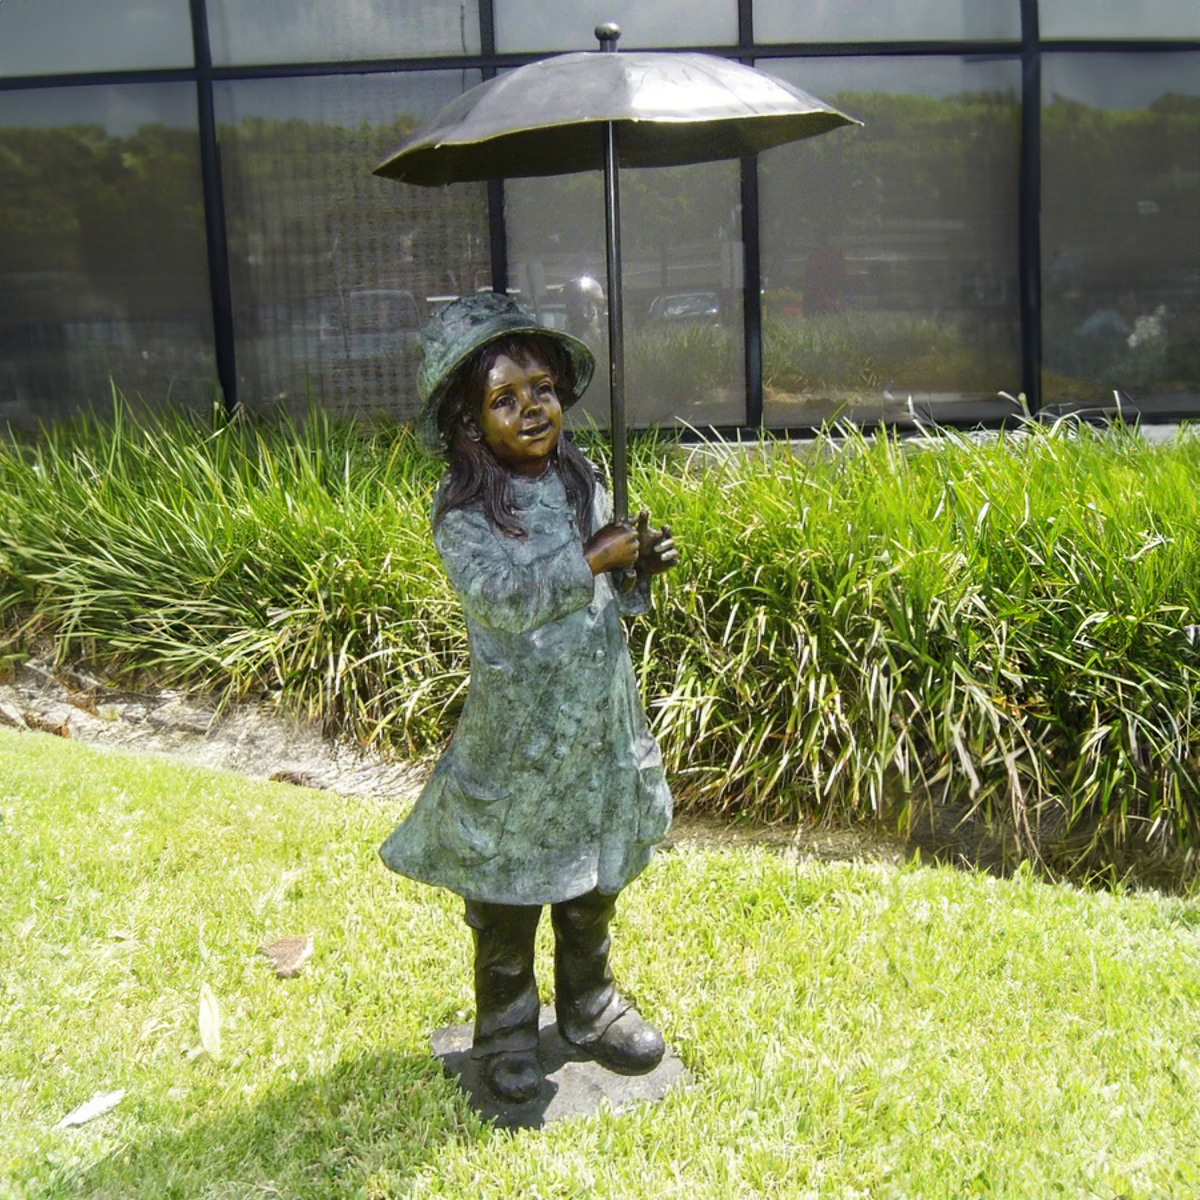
[0,0,1195,433]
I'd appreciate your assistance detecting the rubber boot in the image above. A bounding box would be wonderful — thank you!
[552,889,664,1074]
[463,899,543,1102]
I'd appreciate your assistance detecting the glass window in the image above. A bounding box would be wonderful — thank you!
[0,0,194,78]
[759,57,1024,429]
[207,0,480,66]
[0,84,215,431]
[1041,52,1200,416]
[494,0,736,53]
[215,72,490,419]
[754,0,1020,44]
[1040,1,1200,40]
[506,160,746,431]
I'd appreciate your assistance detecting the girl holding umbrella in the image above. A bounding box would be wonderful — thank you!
[380,291,678,1104]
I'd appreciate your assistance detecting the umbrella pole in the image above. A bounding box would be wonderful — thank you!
[597,23,628,523]
[602,121,628,522]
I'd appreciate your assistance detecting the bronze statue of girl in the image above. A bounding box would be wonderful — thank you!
[380,292,678,1103]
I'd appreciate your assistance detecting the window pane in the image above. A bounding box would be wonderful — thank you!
[494,0,736,53]
[207,0,480,66]
[215,72,490,419]
[759,57,1023,429]
[1040,1,1200,40]
[0,0,194,77]
[1041,52,1200,416]
[755,0,1019,44]
[507,160,746,430]
[0,84,216,431]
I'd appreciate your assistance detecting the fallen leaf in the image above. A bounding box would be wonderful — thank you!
[269,769,320,788]
[54,1089,125,1129]
[198,983,222,1060]
[258,934,313,979]
[24,709,71,737]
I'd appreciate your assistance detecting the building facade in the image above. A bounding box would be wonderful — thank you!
[1,0,1197,434]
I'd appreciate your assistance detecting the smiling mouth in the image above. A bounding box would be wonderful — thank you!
[520,422,552,439]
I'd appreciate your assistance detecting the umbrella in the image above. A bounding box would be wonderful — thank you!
[375,23,857,519]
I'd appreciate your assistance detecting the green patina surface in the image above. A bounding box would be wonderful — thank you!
[379,470,671,905]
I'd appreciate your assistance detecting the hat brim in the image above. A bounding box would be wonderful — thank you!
[416,321,595,456]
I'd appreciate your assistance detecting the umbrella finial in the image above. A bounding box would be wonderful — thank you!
[595,22,621,51]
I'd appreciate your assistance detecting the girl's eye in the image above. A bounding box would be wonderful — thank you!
[490,392,514,409]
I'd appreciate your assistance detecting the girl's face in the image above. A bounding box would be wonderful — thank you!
[476,350,562,477]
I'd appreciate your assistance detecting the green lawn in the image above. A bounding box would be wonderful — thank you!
[2,727,1198,1199]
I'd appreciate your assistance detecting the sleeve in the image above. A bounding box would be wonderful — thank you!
[434,506,596,635]
[591,480,652,618]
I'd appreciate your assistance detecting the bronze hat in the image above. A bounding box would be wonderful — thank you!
[415,292,595,455]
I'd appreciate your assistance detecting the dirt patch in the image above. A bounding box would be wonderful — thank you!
[665,811,906,864]
[1,656,422,804]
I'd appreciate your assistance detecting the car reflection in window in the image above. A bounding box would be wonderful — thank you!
[647,291,722,326]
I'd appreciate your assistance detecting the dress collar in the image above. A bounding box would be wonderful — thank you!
[509,467,566,510]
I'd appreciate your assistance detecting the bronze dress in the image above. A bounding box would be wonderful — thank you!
[379,466,672,906]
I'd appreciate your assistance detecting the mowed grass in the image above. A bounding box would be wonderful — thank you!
[2,728,1198,1200]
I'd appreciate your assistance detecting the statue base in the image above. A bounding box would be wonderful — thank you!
[431,1005,687,1129]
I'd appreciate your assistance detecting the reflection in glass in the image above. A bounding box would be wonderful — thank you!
[1041,53,1200,414]
[506,161,745,430]
[215,72,490,418]
[754,0,1019,44]
[758,57,1023,428]
[0,0,194,78]
[207,0,480,66]
[1039,1,1199,40]
[0,84,215,429]
[494,0,736,53]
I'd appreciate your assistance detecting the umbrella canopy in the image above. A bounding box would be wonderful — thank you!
[375,27,857,520]
[374,50,856,185]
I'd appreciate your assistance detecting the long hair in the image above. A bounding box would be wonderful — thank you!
[433,333,600,539]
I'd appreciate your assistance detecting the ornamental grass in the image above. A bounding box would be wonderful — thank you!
[1,396,1197,880]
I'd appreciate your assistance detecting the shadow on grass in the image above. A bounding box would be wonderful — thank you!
[72,1048,493,1199]
[902,795,1198,893]
[671,796,1197,894]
